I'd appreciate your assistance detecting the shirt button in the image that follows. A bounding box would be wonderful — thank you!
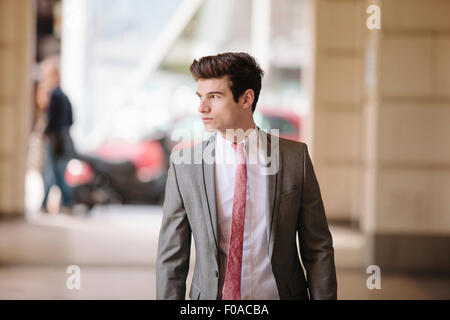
[215,270,219,278]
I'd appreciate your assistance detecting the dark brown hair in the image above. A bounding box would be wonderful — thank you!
[189,52,264,112]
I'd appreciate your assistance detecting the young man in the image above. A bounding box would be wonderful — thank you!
[156,52,337,300]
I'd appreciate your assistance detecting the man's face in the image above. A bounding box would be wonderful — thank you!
[196,76,242,132]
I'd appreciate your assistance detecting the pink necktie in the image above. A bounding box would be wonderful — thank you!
[222,142,247,300]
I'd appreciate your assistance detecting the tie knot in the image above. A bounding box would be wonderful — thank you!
[232,142,244,151]
[233,143,245,163]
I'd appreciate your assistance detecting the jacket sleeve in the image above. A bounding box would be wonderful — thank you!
[156,157,191,299]
[297,144,337,300]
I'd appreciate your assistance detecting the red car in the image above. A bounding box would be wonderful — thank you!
[65,134,169,208]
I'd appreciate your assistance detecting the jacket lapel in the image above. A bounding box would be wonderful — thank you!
[261,130,282,260]
[201,135,220,263]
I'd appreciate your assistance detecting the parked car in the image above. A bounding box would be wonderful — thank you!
[64,133,169,209]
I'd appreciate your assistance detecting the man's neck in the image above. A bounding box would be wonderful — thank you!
[218,122,257,144]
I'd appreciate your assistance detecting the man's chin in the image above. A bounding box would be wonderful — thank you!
[203,125,218,132]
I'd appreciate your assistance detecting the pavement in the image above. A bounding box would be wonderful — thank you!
[0,204,449,299]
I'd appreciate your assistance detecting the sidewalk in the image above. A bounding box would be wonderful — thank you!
[0,205,448,299]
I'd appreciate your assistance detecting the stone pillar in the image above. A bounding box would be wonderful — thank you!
[312,0,450,272]
[312,0,365,224]
[0,0,35,217]
[362,0,450,272]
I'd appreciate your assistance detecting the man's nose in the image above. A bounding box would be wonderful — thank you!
[198,99,210,113]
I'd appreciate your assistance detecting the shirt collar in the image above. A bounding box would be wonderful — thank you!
[215,127,264,165]
[215,127,258,150]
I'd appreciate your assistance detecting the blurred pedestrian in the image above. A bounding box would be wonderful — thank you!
[39,55,75,214]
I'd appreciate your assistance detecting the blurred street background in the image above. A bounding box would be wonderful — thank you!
[0,0,449,299]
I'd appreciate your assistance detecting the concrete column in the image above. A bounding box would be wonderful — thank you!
[312,0,366,224]
[362,0,450,272]
[0,0,35,217]
[312,0,450,272]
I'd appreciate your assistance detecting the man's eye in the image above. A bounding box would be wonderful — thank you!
[210,95,218,99]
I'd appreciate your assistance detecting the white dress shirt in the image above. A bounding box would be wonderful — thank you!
[215,127,280,300]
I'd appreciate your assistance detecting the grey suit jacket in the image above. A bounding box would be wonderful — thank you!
[156,130,337,300]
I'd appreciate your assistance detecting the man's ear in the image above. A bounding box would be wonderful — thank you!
[240,89,255,110]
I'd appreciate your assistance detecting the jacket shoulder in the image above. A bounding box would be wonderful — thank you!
[276,136,308,155]
[169,138,209,165]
